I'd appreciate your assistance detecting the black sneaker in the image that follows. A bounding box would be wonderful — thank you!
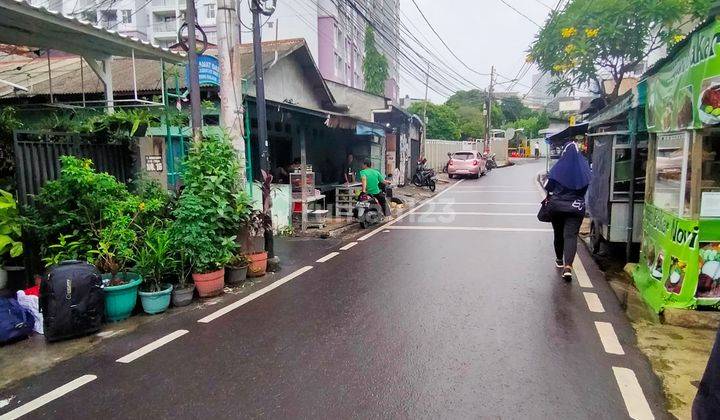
[562,267,573,282]
[555,259,564,268]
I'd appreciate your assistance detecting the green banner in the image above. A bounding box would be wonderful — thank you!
[646,20,720,133]
[635,205,720,311]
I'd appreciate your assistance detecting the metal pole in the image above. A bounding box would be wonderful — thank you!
[421,61,429,155]
[300,127,307,233]
[485,66,494,153]
[251,0,274,258]
[626,106,639,262]
[185,0,203,141]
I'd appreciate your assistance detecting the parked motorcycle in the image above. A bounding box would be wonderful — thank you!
[485,153,497,171]
[353,193,384,229]
[412,160,437,192]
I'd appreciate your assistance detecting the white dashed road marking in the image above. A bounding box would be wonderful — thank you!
[583,292,605,313]
[427,202,539,206]
[413,212,536,216]
[387,225,553,233]
[449,190,539,194]
[339,242,358,251]
[198,266,314,323]
[595,321,625,355]
[316,252,340,263]
[0,375,97,420]
[116,330,189,364]
[613,367,655,420]
[573,257,594,288]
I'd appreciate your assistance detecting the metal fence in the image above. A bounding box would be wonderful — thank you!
[425,140,481,173]
[13,131,133,205]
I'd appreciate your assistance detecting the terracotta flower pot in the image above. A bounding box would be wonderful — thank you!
[192,268,225,298]
[248,252,268,278]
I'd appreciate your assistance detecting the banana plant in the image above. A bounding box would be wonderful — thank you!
[0,189,23,265]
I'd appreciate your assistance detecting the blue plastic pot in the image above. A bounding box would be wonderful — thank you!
[139,284,173,315]
[103,273,142,322]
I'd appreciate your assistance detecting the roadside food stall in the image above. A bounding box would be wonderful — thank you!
[586,85,648,256]
[544,123,589,171]
[634,17,720,312]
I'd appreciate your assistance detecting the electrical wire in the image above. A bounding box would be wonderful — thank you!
[407,0,490,77]
[496,0,541,28]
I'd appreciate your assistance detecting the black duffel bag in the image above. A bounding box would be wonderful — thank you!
[41,261,104,342]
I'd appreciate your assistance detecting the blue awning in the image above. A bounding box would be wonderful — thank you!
[356,122,386,137]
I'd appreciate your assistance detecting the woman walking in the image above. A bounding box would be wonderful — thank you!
[544,142,591,281]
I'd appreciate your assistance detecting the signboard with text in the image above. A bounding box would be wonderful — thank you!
[646,20,720,132]
[185,55,220,88]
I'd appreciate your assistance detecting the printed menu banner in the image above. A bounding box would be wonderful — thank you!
[646,20,720,133]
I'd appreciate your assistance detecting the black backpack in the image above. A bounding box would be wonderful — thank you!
[40,261,104,342]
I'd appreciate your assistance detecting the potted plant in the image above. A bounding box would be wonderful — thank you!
[226,252,250,286]
[173,132,244,297]
[135,225,175,315]
[172,248,194,307]
[246,210,271,278]
[0,189,23,290]
[90,221,142,322]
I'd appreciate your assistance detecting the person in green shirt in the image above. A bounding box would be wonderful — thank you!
[359,159,390,216]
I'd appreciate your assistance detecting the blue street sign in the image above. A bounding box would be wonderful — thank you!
[186,55,220,88]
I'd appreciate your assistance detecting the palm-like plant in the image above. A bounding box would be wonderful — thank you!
[135,225,177,292]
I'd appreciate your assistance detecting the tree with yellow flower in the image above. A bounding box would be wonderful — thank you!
[530,0,710,101]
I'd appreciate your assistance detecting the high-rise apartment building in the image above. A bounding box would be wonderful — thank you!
[239,0,400,102]
[30,0,217,47]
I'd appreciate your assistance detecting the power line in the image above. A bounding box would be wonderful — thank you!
[407,0,490,77]
[496,0,540,27]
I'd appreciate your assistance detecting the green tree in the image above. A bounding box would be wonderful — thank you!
[363,26,389,96]
[499,96,532,122]
[445,89,505,138]
[408,101,461,140]
[530,0,710,100]
[504,113,551,139]
[446,89,487,109]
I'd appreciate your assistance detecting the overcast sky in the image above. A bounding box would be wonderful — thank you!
[398,0,556,103]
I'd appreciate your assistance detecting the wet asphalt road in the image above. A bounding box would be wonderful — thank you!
[0,160,669,419]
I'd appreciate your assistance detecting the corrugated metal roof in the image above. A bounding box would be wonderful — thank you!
[0,0,184,62]
[0,39,328,100]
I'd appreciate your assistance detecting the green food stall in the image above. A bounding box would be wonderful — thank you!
[634,17,720,312]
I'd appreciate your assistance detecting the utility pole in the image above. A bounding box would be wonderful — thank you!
[217,0,246,184]
[251,0,277,260]
[421,61,429,155]
[185,0,202,141]
[485,65,495,153]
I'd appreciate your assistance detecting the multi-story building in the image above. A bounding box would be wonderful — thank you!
[239,0,400,102]
[30,0,216,48]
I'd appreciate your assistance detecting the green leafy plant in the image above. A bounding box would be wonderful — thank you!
[363,26,389,96]
[42,232,91,267]
[105,108,160,137]
[0,107,22,184]
[529,0,711,100]
[172,132,246,274]
[134,224,177,292]
[26,156,131,257]
[277,225,295,237]
[228,252,250,269]
[165,110,190,127]
[408,101,462,140]
[0,189,23,266]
